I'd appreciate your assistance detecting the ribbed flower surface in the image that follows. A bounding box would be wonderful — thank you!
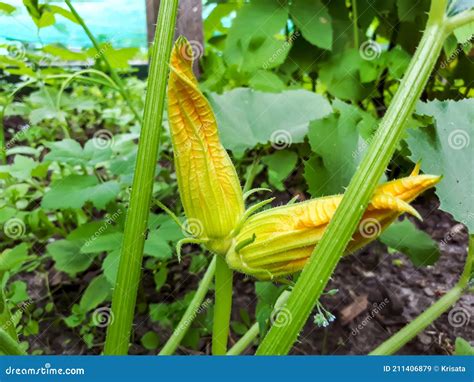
[226,172,441,280]
[167,37,244,243]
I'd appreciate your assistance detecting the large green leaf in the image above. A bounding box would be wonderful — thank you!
[224,0,288,72]
[47,222,111,275]
[44,139,112,167]
[379,219,440,266]
[406,99,474,231]
[249,70,286,92]
[48,240,90,275]
[304,100,378,196]
[42,175,119,210]
[208,88,332,153]
[290,0,332,50]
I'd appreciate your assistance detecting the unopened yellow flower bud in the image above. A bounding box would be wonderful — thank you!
[226,170,441,280]
[168,37,244,254]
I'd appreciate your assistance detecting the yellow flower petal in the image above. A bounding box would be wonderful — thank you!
[226,172,441,280]
[168,37,244,249]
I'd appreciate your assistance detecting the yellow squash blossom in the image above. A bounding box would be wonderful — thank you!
[225,166,441,280]
[167,38,441,279]
[168,37,244,255]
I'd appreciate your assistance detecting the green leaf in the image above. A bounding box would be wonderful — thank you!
[231,321,249,336]
[143,231,172,260]
[141,331,160,350]
[101,249,119,285]
[81,232,123,254]
[79,275,111,312]
[48,240,93,275]
[208,88,332,153]
[154,216,183,242]
[189,254,208,274]
[24,320,39,336]
[0,155,41,181]
[8,280,29,304]
[44,139,112,167]
[0,2,15,14]
[249,70,286,92]
[379,219,440,266]
[224,0,288,72]
[48,222,111,275]
[149,303,172,327]
[25,88,67,124]
[262,150,298,191]
[0,244,31,272]
[0,207,17,224]
[304,100,378,196]
[453,22,474,47]
[319,50,378,101]
[42,45,88,61]
[454,337,474,355]
[397,0,430,22]
[42,175,119,210]
[37,11,55,28]
[384,46,411,79]
[88,46,138,69]
[357,0,395,29]
[290,0,332,50]
[154,267,168,292]
[48,5,79,24]
[255,282,285,337]
[406,99,474,231]
[204,3,236,40]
